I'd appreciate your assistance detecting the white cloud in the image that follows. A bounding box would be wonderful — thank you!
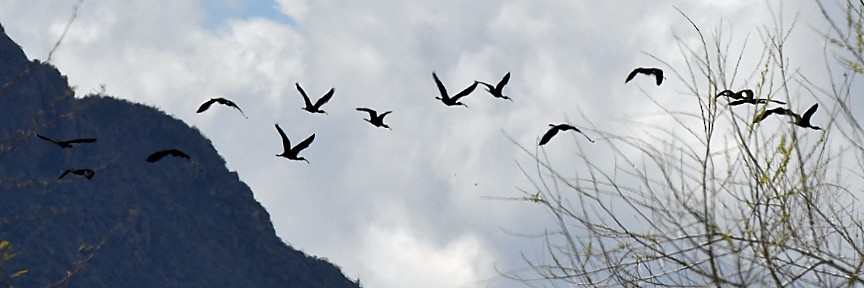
[0,0,835,287]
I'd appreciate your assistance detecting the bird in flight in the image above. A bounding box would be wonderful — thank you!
[58,168,95,180]
[275,124,315,163]
[433,72,478,108]
[625,67,664,86]
[539,124,594,145]
[36,134,96,148]
[296,83,334,114]
[196,97,247,118]
[356,108,392,129]
[476,72,512,101]
[146,149,191,163]
[753,103,822,130]
[716,89,786,106]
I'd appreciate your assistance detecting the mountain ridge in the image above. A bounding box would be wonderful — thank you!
[0,21,359,288]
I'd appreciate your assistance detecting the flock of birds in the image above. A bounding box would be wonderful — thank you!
[37,66,823,180]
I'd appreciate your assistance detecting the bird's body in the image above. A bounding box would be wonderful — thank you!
[296,83,334,114]
[476,72,511,101]
[625,67,664,86]
[275,124,315,162]
[753,103,822,130]
[196,97,247,118]
[36,134,96,148]
[539,124,594,145]
[58,168,95,180]
[433,72,478,107]
[356,108,392,129]
[146,149,191,163]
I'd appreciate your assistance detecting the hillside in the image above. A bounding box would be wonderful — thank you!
[0,22,360,288]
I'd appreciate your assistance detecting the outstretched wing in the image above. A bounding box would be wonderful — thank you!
[146,150,168,162]
[801,103,819,122]
[66,138,96,144]
[314,88,335,108]
[497,72,511,89]
[215,98,247,118]
[539,126,560,146]
[451,81,478,101]
[290,134,315,155]
[379,111,393,119]
[652,68,663,85]
[625,69,640,83]
[168,149,190,160]
[36,134,57,144]
[296,83,313,108]
[58,169,72,179]
[197,98,216,113]
[274,124,291,153]
[433,72,448,98]
[754,108,790,124]
[356,107,377,118]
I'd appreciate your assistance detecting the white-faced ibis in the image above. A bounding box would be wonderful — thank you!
[539,124,594,145]
[753,103,822,130]
[356,108,392,129]
[275,123,315,162]
[58,168,95,180]
[433,72,478,108]
[196,97,247,118]
[476,72,511,101]
[625,67,664,86]
[146,149,191,163]
[716,89,786,106]
[36,134,96,148]
[296,83,334,114]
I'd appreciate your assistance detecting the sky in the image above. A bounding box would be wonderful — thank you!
[0,0,846,287]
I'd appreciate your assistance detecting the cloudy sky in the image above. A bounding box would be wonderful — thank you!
[0,0,843,287]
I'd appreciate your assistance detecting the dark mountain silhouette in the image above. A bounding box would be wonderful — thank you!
[0,23,360,288]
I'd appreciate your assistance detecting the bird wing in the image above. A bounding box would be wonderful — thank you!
[801,103,819,122]
[356,108,377,118]
[146,150,168,162]
[275,124,292,154]
[66,138,96,144]
[653,69,663,85]
[169,149,190,160]
[296,83,314,107]
[497,72,511,89]
[36,134,57,143]
[58,169,71,179]
[625,69,640,83]
[197,98,216,113]
[433,72,448,98]
[216,98,247,118]
[754,108,789,124]
[379,111,393,119]
[769,99,787,105]
[290,134,315,155]
[451,81,478,101]
[538,127,560,146]
[572,128,595,143]
[314,88,334,108]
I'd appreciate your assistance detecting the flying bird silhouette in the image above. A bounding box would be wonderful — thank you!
[275,124,315,162]
[36,134,96,148]
[196,97,247,118]
[356,108,392,129]
[625,67,664,86]
[753,103,822,130]
[433,72,478,108]
[476,72,512,101]
[146,149,191,163]
[296,83,334,114]
[58,168,95,180]
[539,124,594,145]
[716,89,786,106]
